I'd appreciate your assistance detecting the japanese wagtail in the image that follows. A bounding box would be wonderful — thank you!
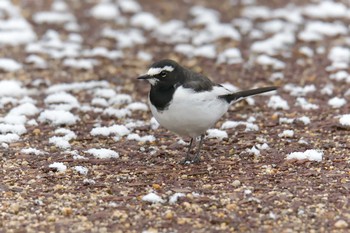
[138,59,276,164]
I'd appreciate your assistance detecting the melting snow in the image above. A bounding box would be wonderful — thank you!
[287,149,323,162]
[86,148,119,159]
[49,162,67,172]
[142,193,164,204]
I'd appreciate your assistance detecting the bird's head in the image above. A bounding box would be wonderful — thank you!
[138,59,181,86]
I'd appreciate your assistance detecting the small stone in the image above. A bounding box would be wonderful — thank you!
[164,210,174,219]
[226,203,237,211]
[334,219,348,229]
[62,207,73,216]
[47,215,56,222]
[33,128,41,135]
[10,203,20,214]
[203,184,212,189]
[152,183,161,190]
[232,180,241,187]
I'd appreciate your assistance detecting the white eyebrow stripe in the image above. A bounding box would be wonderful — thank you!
[147,66,174,76]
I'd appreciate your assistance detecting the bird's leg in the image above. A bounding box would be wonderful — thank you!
[192,134,204,163]
[180,138,194,164]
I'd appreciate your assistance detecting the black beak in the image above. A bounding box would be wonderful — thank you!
[137,74,151,80]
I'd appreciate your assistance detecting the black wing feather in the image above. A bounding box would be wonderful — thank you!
[181,68,214,92]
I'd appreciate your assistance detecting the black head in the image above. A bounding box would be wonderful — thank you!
[137,59,184,86]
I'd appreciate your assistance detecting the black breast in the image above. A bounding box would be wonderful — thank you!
[149,85,176,111]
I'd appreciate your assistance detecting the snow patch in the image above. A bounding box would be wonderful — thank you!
[287,149,323,162]
[86,148,119,159]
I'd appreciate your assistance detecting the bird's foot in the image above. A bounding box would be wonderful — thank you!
[179,156,192,165]
[192,154,201,164]
[179,155,201,165]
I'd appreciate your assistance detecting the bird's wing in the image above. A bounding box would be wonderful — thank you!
[181,68,215,92]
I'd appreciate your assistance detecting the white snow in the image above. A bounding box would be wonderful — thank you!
[0,80,27,97]
[206,129,228,140]
[45,92,79,108]
[256,55,285,70]
[90,124,130,137]
[8,103,39,116]
[108,94,132,105]
[127,133,155,143]
[329,71,350,82]
[103,108,131,118]
[295,97,319,110]
[246,146,260,156]
[297,116,311,125]
[49,128,77,150]
[299,46,314,57]
[126,102,148,111]
[278,130,294,138]
[286,149,323,162]
[267,96,290,110]
[328,97,346,108]
[83,47,123,60]
[74,166,88,175]
[339,114,350,127]
[0,123,26,135]
[25,55,47,69]
[217,48,243,64]
[0,133,20,143]
[303,1,348,19]
[118,0,141,13]
[130,12,160,30]
[33,12,75,24]
[102,28,146,48]
[63,58,98,70]
[320,84,334,95]
[137,51,153,61]
[38,110,78,125]
[94,88,117,99]
[169,193,185,204]
[284,84,316,96]
[0,58,22,72]
[142,193,164,204]
[279,117,294,124]
[21,148,45,155]
[150,117,160,130]
[174,44,217,59]
[46,81,109,94]
[242,6,271,19]
[86,148,119,159]
[49,162,67,172]
[190,5,219,26]
[251,32,295,56]
[90,2,119,20]
[301,21,347,40]
[328,47,350,69]
[0,115,27,125]
[193,45,216,59]
[221,121,259,131]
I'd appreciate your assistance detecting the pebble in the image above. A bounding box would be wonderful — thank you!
[334,219,348,229]
[232,180,241,187]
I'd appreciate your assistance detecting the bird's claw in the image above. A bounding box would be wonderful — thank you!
[179,157,192,165]
[179,156,201,165]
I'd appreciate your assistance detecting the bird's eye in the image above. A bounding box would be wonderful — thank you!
[160,71,167,77]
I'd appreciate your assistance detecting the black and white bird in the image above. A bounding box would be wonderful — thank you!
[138,59,276,164]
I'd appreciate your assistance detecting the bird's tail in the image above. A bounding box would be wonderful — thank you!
[220,86,277,103]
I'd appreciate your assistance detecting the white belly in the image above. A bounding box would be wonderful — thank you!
[149,86,230,138]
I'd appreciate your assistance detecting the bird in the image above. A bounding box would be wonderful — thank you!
[138,59,277,164]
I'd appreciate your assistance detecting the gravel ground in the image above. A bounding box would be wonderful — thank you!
[1,0,350,232]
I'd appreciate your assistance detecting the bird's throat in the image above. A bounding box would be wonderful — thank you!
[149,84,176,111]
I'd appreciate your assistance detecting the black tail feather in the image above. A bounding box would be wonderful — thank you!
[220,86,277,103]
